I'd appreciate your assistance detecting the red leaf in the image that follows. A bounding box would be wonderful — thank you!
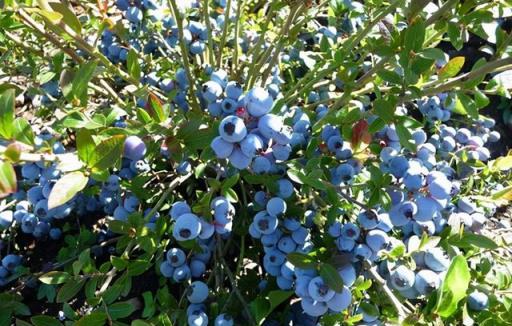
[351,119,371,150]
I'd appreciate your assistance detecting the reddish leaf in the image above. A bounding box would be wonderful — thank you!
[351,119,371,150]
[0,161,17,198]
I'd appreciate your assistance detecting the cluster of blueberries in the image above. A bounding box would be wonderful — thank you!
[210,83,295,171]
[185,281,234,326]
[159,197,234,325]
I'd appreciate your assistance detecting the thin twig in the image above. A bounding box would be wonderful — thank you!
[365,263,411,321]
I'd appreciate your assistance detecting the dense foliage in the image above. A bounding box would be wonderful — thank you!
[1,0,512,325]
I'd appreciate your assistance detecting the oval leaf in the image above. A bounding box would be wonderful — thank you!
[0,161,17,198]
[319,263,344,293]
[435,255,470,317]
[0,89,15,139]
[48,171,88,210]
[439,56,465,79]
[39,271,70,285]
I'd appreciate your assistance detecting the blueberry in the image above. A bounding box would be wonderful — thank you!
[126,6,143,23]
[245,87,273,117]
[277,236,296,253]
[414,269,440,295]
[225,81,243,100]
[389,156,410,178]
[229,148,251,169]
[170,201,191,220]
[211,69,228,88]
[123,195,139,213]
[173,213,202,241]
[211,136,234,159]
[301,297,328,317]
[258,114,283,139]
[214,313,234,326]
[415,196,440,222]
[240,134,264,158]
[124,136,146,161]
[389,201,417,227]
[219,116,247,143]
[2,254,21,271]
[390,265,415,291]
[365,229,390,253]
[201,81,223,103]
[187,281,209,303]
[308,276,335,302]
[0,210,13,228]
[467,290,488,311]
[172,264,191,282]
[424,247,450,272]
[160,261,175,278]
[113,206,129,221]
[252,156,271,174]
[358,209,380,229]
[266,197,286,217]
[276,179,294,198]
[428,173,452,199]
[188,311,208,326]
[190,259,206,278]
[177,160,192,175]
[49,228,62,240]
[221,98,238,115]
[253,211,278,235]
[21,163,40,181]
[327,286,352,312]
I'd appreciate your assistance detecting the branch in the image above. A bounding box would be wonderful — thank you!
[143,172,193,223]
[167,0,201,111]
[218,247,256,326]
[365,263,411,322]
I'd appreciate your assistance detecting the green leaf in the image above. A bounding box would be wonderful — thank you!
[448,233,498,250]
[456,92,478,119]
[0,88,15,139]
[142,292,156,318]
[13,118,35,145]
[49,3,81,34]
[447,22,463,50]
[404,19,425,52]
[108,300,136,320]
[286,252,318,269]
[76,129,96,165]
[439,56,465,79]
[223,187,239,203]
[75,312,107,326]
[127,49,141,81]
[0,160,17,198]
[395,123,416,152]
[376,70,402,84]
[250,297,270,325]
[127,260,151,276]
[56,278,86,303]
[268,290,293,310]
[146,93,168,123]
[30,315,62,326]
[89,135,126,172]
[319,263,344,292]
[33,8,63,23]
[47,172,88,210]
[373,98,395,123]
[435,255,470,317]
[491,185,512,201]
[110,256,128,270]
[71,61,97,106]
[221,173,239,191]
[39,271,70,285]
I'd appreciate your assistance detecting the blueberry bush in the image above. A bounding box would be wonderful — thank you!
[1,0,512,325]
